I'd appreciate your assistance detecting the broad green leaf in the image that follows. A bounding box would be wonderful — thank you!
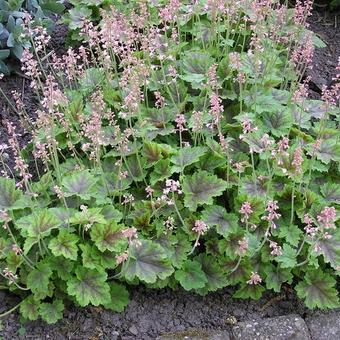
[202,205,238,238]
[49,230,79,260]
[182,171,227,211]
[6,251,22,272]
[174,260,208,291]
[171,146,207,173]
[264,264,293,292]
[80,243,102,270]
[101,206,123,223]
[122,240,174,283]
[27,262,53,299]
[123,154,146,182]
[39,300,64,324]
[195,254,226,293]
[171,235,192,268]
[69,208,106,225]
[142,142,163,166]
[90,222,126,252]
[50,257,74,280]
[314,231,340,270]
[0,177,23,210]
[234,284,265,300]
[20,296,41,321]
[262,110,292,137]
[103,282,129,312]
[67,267,110,306]
[295,269,339,309]
[16,209,61,239]
[278,224,303,247]
[314,140,340,164]
[321,183,340,204]
[276,244,297,268]
[150,159,172,185]
[62,171,98,199]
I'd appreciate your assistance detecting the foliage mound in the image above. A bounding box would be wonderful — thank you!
[0,0,339,324]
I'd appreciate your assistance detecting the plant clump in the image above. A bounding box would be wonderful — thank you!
[0,0,339,324]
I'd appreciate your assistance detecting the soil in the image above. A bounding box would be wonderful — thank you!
[0,7,339,340]
[0,286,311,339]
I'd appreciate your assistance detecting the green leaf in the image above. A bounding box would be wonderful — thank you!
[195,254,226,293]
[67,267,110,306]
[142,142,163,166]
[6,251,22,272]
[50,257,74,280]
[314,231,340,270]
[27,262,53,299]
[150,159,172,185]
[16,209,61,238]
[278,224,302,247]
[234,284,265,300]
[103,282,129,312]
[295,269,339,309]
[262,110,292,137]
[122,240,173,284]
[39,300,64,324]
[276,244,297,268]
[321,183,340,204]
[264,264,293,292]
[90,222,126,252]
[171,235,192,268]
[314,140,340,164]
[49,230,79,260]
[182,171,227,211]
[62,170,98,199]
[0,177,23,210]
[20,296,41,321]
[202,205,238,238]
[80,243,102,269]
[171,146,207,173]
[101,206,123,223]
[69,208,106,225]
[174,260,208,291]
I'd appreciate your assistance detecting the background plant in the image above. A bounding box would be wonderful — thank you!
[0,0,64,74]
[0,0,339,324]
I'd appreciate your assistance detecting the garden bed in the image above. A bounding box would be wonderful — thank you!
[0,3,339,340]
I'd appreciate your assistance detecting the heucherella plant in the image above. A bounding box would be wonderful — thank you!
[0,0,339,324]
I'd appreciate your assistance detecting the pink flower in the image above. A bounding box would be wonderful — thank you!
[12,244,22,255]
[145,186,154,198]
[247,272,262,285]
[154,91,165,108]
[291,147,303,175]
[269,240,282,256]
[262,200,281,229]
[317,207,337,229]
[192,220,208,234]
[237,237,249,256]
[116,251,129,265]
[239,202,253,222]
[165,179,182,194]
[191,111,204,132]
[122,227,138,245]
[175,114,187,132]
[208,93,223,126]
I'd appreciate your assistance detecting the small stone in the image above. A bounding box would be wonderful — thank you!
[232,314,310,340]
[306,311,340,340]
[129,325,138,335]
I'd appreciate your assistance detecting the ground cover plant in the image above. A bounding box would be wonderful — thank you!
[0,0,339,324]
